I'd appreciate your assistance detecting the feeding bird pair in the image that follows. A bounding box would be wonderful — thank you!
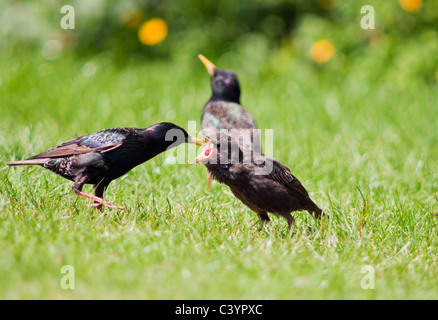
[7,123,203,210]
[7,54,325,230]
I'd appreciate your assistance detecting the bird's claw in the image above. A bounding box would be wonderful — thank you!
[89,200,125,210]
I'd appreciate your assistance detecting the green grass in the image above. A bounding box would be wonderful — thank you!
[1,47,438,299]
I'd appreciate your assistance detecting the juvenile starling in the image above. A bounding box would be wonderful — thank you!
[192,133,325,231]
[198,54,261,190]
[7,122,203,210]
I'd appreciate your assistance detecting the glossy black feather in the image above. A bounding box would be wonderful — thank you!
[7,122,196,209]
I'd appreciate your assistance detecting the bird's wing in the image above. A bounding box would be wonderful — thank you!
[261,156,310,198]
[26,128,135,160]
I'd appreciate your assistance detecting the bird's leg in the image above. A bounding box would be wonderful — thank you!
[90,183,125,210]
[88,195,125,210]
[72,182,125,210]
[207,171,212,191]
[257,212,270,230]
[83,192,125,210]
[284,213,295,232]
[92,184,107,211]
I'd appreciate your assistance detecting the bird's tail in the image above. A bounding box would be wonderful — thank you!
[6,159,49,166]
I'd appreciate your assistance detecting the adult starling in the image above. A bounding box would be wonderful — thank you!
[192,133,325,231]
[198,54,261,190]
[7,122,203,210]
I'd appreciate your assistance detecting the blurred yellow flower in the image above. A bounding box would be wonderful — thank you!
[399,0,423,12]
[310,39,335,64]
[138,18,168,46]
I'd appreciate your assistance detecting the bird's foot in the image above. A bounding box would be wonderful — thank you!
[90,199,125,210]
[76,190,125,210]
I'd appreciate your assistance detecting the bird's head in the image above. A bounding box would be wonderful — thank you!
[146,122,203,150]
[198,54,241,104]
[191,130,243,166]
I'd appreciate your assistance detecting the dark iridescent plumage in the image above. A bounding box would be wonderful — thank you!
[7,122,202,210]
[193,134,325,231]
[198,54,260,189]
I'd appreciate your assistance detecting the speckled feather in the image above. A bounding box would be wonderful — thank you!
[200,68,261,153]
[28,128,138,160]
[202,101,257,130]
[24,128,145,184]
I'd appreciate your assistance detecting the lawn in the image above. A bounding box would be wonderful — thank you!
[1,47,437,299]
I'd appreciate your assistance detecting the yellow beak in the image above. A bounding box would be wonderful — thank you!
[187,135,204,146]
[198,54,216,76]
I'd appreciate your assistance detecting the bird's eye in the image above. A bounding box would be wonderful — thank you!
[205,149,210,156]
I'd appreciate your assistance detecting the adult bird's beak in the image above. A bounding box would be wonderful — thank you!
[187,135,204,146]
[196,130,212,144]
[198,54,216,76]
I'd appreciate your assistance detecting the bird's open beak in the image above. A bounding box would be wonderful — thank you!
[191,140,214,165]
[198,54,216,76]
[187,135,204,146]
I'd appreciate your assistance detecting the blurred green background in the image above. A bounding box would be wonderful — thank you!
[1,0,437,83]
